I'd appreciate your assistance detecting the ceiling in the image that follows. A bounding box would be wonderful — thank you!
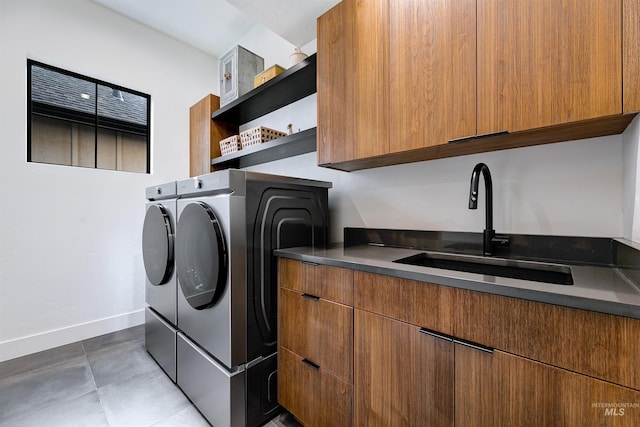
[92,0,340,57]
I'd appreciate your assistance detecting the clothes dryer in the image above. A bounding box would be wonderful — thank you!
[174,169,331,427]
[142,181,178,382]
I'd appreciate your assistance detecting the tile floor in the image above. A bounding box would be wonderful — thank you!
[0,325,300,427]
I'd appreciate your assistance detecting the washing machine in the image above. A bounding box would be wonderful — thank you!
[142,181,178,382]
[174,169,331,427]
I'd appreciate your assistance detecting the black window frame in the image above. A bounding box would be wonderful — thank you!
[27,59,151,173]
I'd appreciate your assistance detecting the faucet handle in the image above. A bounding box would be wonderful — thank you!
[492,234,511,247]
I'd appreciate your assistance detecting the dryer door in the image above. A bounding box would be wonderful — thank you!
[142,204,174,286]
[176,202,228,310]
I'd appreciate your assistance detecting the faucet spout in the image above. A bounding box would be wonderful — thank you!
[468,163,508,256]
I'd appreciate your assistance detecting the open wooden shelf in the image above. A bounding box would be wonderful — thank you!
[212,54,317,126]
[209,54,317,170]
[211,127,316,170]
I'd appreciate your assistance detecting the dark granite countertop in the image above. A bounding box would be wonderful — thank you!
[274,229,640,320]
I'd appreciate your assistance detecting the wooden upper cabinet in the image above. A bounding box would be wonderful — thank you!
[317,0,389,164]
[625,0,640,113]
[477,0,622,135]
[317,0,476,164]
[350,0,390,159]
[317,1,351,165]
[189,94,234,177]
[318,0,636,170]
[318,0,475,164]
[389,0,476,151]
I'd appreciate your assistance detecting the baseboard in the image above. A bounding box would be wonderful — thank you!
[0,309,145,362]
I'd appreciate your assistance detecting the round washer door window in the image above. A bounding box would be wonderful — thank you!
[176,202,228,310]
[142,204,174,286]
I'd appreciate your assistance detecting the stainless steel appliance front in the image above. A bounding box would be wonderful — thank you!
[174,169,331,427]
[143,181,178,382]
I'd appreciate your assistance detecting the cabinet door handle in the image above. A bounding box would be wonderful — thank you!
[419,328,493,353]
[448,130,509,144]
[453,338,494,354]
[419,328,454,342]
[302,358,320,371]
[301,293,320,301]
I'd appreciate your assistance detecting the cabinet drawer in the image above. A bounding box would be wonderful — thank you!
[280,287,353,382]
[354,271,454,335]
[279,347,353,427]
[454,288,640,391]
[279,258,354,305]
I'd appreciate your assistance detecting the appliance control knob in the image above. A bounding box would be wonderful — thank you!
[193,178,201,189]
[155,187,162,195]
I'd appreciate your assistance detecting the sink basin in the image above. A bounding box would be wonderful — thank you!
[393,252,574,285]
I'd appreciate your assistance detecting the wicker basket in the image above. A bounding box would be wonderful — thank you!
[240,126,287,149]
[219,135,241,156]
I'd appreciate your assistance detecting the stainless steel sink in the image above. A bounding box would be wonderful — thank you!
[393,252,574,285]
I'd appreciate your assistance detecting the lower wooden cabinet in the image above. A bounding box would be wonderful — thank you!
[354,309,454,427]
[278,259,640,425]
[279,347,353,426]
[278,259,354,426]
[455,345,640,426]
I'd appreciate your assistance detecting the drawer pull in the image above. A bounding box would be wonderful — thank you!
[448,130,509,144]
[453,338,494,354]
[419,328,454,342]
[302,293,320,301]
[302,261,319,266]
[419,328,493,353]
[302,358,320,371]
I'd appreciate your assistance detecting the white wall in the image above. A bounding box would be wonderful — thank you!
[0,0,219,361]
[247,134,625,243]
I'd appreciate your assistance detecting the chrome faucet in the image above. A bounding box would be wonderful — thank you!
[468,163,510,256]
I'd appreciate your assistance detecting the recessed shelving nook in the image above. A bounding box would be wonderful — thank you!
[209,54,317,171]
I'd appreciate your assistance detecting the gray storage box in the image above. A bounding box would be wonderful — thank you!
[219,45,264,107]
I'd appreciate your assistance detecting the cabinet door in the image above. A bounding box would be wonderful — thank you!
[478,0,622,134]
[389,0,476,151]
[349,0,390,159]
[354,309,454,427]
[219,50,237,106]
[625,0,640,112]
[189,94,234,176]
[453,287,640,391]
[456,345,640,426]
[317,0,390,165]
[317,1,353,165]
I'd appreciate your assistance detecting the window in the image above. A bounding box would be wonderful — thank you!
[27,60,151,173]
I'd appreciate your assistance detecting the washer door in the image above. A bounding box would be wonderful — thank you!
[176,202,228,310]
[142,204,174,286]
